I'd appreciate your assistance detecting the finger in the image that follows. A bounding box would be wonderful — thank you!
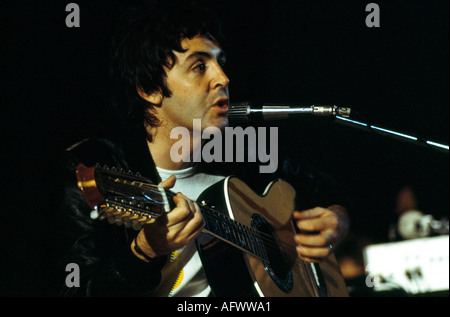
[293,207,325,220]
[184,213,206,242]
[173,194,196,216]
[159,175,177,189]
[185,202,204,229]
[173,204,203,233]
[186,198,196,215]
[296,214,338,232]
[297,230,337,247]
[178,193,197,215]
[295,233,329,247]
[296,244,331,261]
[167,205,205,245]
[179,202,204,235]
[167,194,194,225]
[296,217,326,232]
[298,255,324,263]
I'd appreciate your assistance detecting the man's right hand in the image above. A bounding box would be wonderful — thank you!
[131,175,205,261]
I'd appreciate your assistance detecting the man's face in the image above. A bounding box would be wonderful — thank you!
[156,35,230,133]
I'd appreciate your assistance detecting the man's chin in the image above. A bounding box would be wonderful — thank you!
[202,116,229,131]
[214,117,229,131]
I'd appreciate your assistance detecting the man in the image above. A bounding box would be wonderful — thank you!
[57,0,349,297]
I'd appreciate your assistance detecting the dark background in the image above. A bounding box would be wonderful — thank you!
[1,0,448,296]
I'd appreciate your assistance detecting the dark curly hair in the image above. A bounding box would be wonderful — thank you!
[110,0,223,141]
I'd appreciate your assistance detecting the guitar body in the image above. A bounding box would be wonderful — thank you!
[197,176,348,297]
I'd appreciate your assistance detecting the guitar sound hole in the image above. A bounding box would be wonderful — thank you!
[251,214,294,293]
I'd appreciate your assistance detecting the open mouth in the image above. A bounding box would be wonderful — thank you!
[213,98,229,113]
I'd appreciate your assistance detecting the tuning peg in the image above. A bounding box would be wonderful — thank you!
[139,216,155,224]
[112,208,124,216]
[128,212,140,220]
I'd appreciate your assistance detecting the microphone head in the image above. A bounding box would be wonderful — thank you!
[229,102,251,124]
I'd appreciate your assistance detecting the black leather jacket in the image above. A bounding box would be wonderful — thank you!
[55,129,350,297]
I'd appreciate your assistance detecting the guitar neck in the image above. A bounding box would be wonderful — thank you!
[198,204,269,262]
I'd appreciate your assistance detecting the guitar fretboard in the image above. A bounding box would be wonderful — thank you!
[200,205,270,262]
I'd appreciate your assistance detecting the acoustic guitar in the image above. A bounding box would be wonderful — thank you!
[76,163,348,297]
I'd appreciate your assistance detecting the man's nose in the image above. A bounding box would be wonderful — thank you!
[211,63,230,89]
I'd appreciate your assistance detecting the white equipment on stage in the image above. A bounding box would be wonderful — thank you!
[363,235,449,294]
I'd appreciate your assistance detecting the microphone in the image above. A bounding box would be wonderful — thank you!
[229,101,351,123]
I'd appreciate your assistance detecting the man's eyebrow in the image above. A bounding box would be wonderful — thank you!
[182,50,227,65]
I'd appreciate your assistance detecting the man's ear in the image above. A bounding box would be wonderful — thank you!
[137,87,163,105]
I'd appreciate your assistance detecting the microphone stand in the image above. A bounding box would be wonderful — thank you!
[334,115,449,153]
[229,102,449,153]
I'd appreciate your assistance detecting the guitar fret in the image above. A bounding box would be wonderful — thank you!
[247,226,262,259]
[235,222,246,249]
[202,211,214,232]
[250,228,260,257]
[239,223,251,252]
[236,223,246,249]
[247,226,259,258]
[224,217,239,247]
[231,221,241,246]
[203,207,264,259]
[254,230,268,261]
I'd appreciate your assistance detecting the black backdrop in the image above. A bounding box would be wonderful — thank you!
[2,0,448,296]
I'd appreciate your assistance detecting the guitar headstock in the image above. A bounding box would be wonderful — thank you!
[76,163,170,230]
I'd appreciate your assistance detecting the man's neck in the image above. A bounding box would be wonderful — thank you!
[147,126,200,170]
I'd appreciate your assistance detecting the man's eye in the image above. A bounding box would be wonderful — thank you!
[193,62,206,72]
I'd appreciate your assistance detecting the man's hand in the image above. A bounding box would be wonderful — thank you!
[293,205,349,263]
[131,175,205,261]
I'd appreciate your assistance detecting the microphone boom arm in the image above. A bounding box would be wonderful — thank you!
[229,102,448,153]
[334,115,449,153]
